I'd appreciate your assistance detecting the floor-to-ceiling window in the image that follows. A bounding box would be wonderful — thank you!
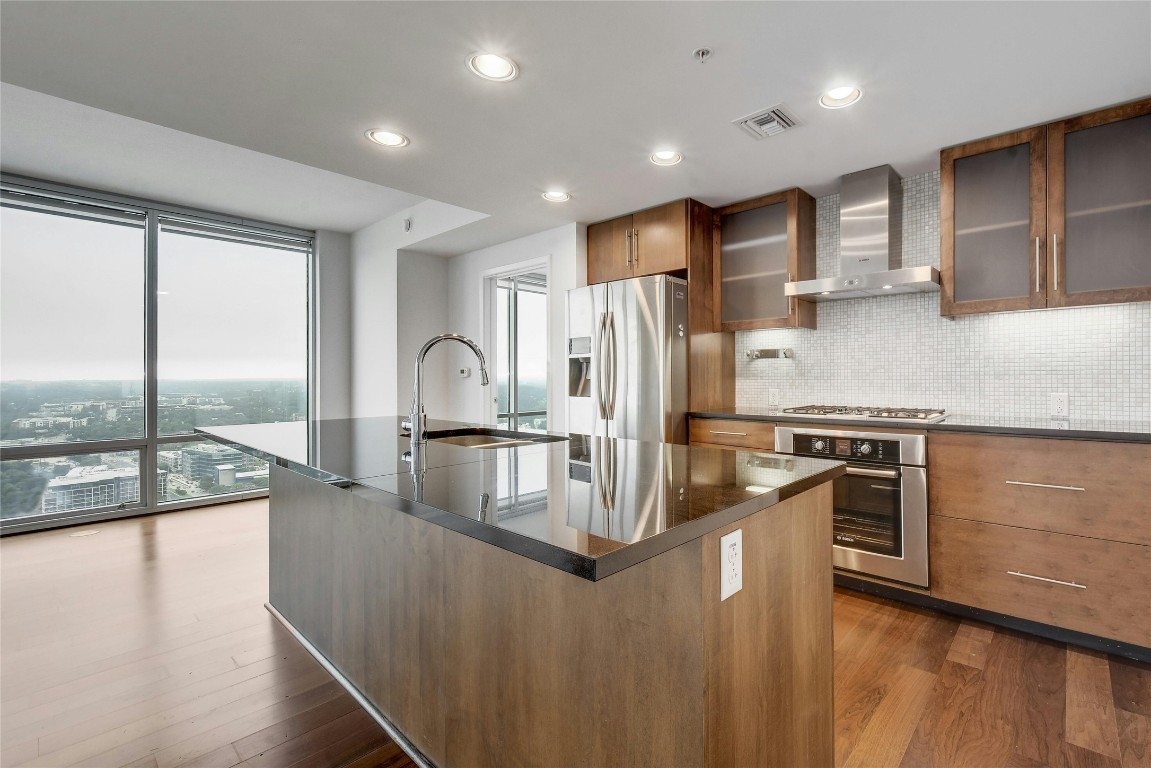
[0,176,312,533]
[492,271,548,432]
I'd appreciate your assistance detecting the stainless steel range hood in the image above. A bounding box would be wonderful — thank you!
[785,165,940,301]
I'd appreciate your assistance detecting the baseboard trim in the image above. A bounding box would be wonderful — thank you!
[834,573,1151,664]
[264,602,436,768]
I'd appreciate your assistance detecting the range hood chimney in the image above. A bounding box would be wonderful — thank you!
[785,165,940,301]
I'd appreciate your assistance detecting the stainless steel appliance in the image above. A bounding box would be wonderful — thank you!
[783,405,947,423]
[784,165,940,301]
[775,425,929,587]
[566,275,689,443]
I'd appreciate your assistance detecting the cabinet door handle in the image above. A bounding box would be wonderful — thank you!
[788,272,795,315]
[1034,237,1041,293]
[625,229,632,267]
[1007,570,1086,589]
[632,228,638,268]
[710,430,747,436]
[1005,480,1085,492]
[1053,233,1059,290]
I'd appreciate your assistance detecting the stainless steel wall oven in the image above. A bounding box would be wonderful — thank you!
[775,426,929,588]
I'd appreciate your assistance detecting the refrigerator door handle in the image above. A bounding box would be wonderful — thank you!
[607,311,619,420]
[603,313,612,421]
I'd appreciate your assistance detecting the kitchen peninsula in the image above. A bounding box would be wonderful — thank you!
[198,417,844,768]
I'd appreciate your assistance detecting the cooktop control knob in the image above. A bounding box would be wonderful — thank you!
[813,439,826,452]
[858,443,872,456]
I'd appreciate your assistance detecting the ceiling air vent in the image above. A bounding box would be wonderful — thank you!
[733,104,800,140]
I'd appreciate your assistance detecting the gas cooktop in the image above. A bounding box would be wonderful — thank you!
[782,405,947,423]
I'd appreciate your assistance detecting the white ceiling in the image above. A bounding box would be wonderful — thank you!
[2,1,1149,255]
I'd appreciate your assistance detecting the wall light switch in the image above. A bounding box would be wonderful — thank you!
[458,367,472,379]
[720,529,743,601]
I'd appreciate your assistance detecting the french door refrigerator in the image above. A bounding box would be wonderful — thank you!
[566,274,688,444]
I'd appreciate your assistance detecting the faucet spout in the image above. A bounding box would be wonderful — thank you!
[409,333,489,445]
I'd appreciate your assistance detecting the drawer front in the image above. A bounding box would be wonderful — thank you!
[689,418,775,451]
[929,432,1151,545]
[930,515,1151,647]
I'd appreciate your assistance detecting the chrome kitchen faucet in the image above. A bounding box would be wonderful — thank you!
[404,333,489,444]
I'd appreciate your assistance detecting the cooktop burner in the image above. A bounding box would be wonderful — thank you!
[783,405,947,423]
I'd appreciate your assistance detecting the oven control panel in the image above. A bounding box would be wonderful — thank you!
[794,434,902,465]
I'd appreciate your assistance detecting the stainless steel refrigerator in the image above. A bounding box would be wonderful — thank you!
[566,275,688,443]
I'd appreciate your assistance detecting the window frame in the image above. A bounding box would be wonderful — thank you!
[490,270,548,432]
[0,173,315,534]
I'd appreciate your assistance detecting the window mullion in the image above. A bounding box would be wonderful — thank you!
[143,210,160,508]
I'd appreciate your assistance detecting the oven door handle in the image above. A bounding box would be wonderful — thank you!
[844,466,900,479]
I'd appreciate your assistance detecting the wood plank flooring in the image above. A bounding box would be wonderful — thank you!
[2,500,1148,767]
[1,501,402,768]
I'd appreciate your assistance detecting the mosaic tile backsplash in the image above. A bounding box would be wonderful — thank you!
[735,171,1151,423]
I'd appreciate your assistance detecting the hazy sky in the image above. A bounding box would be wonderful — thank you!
[1,206,307,381]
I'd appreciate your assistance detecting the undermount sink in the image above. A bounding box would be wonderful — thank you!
[408,427,568,450]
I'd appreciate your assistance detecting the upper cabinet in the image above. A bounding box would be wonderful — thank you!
[1047,101,1151,308]
[586,199,690,284]
[713,188,817,330]
[941,98,1151,316]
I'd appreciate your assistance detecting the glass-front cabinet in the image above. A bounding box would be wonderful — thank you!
[941,98,1151,316]
[1048,104,1151,307]
[714,188,817,330]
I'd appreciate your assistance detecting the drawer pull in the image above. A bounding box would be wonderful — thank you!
[1007,570,1086,589]
[846,466,900,479]
[710,430,748,436]
[1005,480,1085,492]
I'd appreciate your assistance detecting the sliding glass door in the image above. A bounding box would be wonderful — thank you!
[493,271,548,432]
[0,177,312,532]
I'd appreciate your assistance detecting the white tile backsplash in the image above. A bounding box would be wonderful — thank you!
[735,171,1151,422]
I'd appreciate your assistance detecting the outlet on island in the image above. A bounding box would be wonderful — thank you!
[720,528,743,601]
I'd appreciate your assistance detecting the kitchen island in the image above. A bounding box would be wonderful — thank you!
[198,417,844,768]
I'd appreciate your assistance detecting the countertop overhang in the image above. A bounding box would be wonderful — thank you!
[197,416,844,580]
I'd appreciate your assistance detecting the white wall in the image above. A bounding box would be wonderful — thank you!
[443,223,580,429]
[396,250,450,415]
[313,230,352,419]
[350,200,486,417]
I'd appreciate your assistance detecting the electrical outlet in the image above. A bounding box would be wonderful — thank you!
[1048,419,1069,430]
[768,389,781,407]
[720,529,743,601]
[1049,392,1069,419]
[458,367,471,379]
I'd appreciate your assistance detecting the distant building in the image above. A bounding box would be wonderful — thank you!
[180,443,246,480]
[157,450,183,472]
[12,416,89,430]
[41,466,167,515]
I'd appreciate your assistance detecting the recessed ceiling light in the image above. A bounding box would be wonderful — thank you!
[650,150,683,166]
[542,190,571,202]
[820,86,863,109]
[882,284,893,289]
[821,291,831,295]
[365,129,410,148]
[467,52,519,82]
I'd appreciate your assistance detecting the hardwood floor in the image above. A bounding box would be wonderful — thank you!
[0,501,405,768]
[2,500,1147,767]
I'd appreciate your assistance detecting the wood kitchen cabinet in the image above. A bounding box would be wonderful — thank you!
[688,417,776,451]
[713,188,817,330]
[941,97,1151,316]
[928,431,1151,646]
[586,199,691,284]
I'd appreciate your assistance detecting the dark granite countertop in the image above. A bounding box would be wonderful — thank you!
[197,417,844,580]
[689,408,1151,443]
